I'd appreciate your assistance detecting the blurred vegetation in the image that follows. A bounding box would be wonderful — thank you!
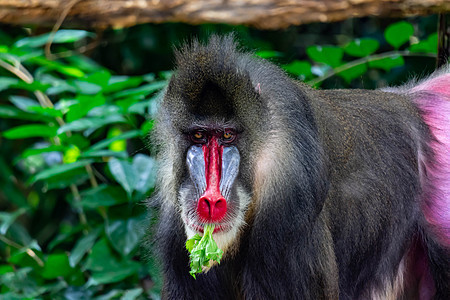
[0,15,440,299]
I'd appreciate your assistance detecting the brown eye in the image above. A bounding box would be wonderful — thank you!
[190,131,207,143]
[222,131,235,143]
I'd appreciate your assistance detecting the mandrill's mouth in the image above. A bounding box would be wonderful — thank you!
[183,216,234,234]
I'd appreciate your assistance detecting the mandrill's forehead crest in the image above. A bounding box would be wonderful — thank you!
[171,35,250,97]
[163,35,265,131]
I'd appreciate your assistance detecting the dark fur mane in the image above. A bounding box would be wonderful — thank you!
[152,36,450,299]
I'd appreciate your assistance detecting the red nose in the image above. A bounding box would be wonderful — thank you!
[196,137,227,222]
[197,193,227,222]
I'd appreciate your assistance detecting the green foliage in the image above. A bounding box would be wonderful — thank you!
[186,224,223,279]
[283,60,313,81]
[0,29,164,299]
[368,55,405,71]
[306,45,343,68]
[14,30,95,48]
[281,20,438,86]
[384,21,414,49]
[344,38,379,57]
[409,33,438,54]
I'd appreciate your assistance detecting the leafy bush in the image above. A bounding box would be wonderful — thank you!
[279,21,437,85]
[1,30,164,299]
[0,20,438,299]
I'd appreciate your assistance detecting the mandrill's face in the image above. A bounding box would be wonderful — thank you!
[178,126,251,255]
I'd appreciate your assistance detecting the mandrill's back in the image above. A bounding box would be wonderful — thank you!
[307,86,430,297]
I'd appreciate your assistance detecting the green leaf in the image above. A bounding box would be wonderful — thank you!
[105,215,146,256]
[141,120,154,135]
[78,185,128,209]
[73,80,103,95]
[87,263,140,286]
[369,55,405,71]
[409,33,438,54]
[385,21,414,49]
[54,99,78,115]
[27,106,63,118]
[107,127,127,152]
[85,70,112,88]
[116,98,139,113]
[7,244,42,270]
[108,158,137,198]
[30,159,92,183]
[63,145,81,163]
[0,265,14,275]
[85,238,141,286]
[29,56,85,78]
[66,94,106,122]
[92,290,122,300]
[3,124,57,139]
[0,52,20,65]
[85,238,116,272]
[46,168,90,190]
[0,106,37,120]
[306,46,343,68]
[51,29,95,43]
[0,268,46,298]
[344,38,379,57]
[255,50,282,59]
[283,60,312,79]
[11,80,51,92]
[88,104,121,117]
[14,30,95,48]
[336,63,368,83]
[37,72,70,87]
[122,288,144,300]
[104,76,143,94]
[3,224,35,248]
[57,115,126,134]
[48,225,83,251]
[87,130,143,152]
[154,71,169,81]
[69,227,101,267]
[185,234,201,253]
[0,208,28,234]
[81,150,128,159]
[21,145,66,158]
[61,133,90,150]
[186,224,223,278]
[42,253,74,279]
[7,47,44,62]
[64,55,103,73]
[0,77,19,92]
[128,100,152,115]
[133,154,156,194]
[42,279,69,295]
[112,81,167,99]
[104,154,155,198]
[8,96,63,119]
[9,95,39,111]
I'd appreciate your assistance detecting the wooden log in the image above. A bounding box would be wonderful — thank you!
[0,0,449,30]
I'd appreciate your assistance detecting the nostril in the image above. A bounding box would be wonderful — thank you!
[215,198,226,210]
[197,196,227,222]
[197,197,211,218]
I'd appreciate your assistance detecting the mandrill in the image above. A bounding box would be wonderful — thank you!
[152,35,450,299]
